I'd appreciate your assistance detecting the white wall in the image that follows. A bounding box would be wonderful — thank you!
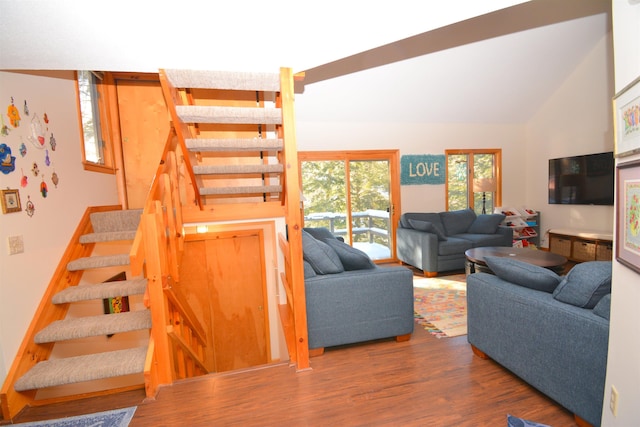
[296,118,525,214]
[0,71,119,385]
[525,32,615,247]
[602,1,640,425]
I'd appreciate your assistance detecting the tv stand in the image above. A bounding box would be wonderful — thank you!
[548,229,613,262]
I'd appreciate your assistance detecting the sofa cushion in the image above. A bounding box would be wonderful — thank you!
[553,261,612,308]
[440,208,477,236]
[304,227,338,241]
[593,293,611,320]
[302,230,344,275]
[438,237,474,256]
[408,219,447,241]
[400,212,442,229]
[455,233,511,247]
[468,214,506,234]
[484,256,562,293]
[323,238,376,270]
[303,261,317,279]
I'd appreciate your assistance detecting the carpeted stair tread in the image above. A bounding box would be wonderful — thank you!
[199,185,282,196]
[67,254,130,271]
[164,69,280,92]
[52,278,147,304]
[79,230,137,244]
[185,138,283,152]
[176,105,281,125]
[90,209,142,233]
[14,346,148,391]
[35,310,152,343]
[193,164,283,175]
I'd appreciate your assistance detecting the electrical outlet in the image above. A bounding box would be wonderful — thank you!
[610,385,619,416]
[7,235,24,255]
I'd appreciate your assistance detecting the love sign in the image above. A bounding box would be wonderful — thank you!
[400,154,445,185]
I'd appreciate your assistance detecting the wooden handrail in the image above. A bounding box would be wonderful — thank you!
[163,281,207,345]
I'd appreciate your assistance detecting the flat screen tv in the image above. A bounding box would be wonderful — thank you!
[548,151,614,205]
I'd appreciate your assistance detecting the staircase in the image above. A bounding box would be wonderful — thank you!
[13,209,149,393]
[159,69,288,209]
[1,68,309,420]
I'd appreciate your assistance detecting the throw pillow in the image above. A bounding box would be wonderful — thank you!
[440,208,477,235]
[484,256,562,293]
[593,293,611,320]
[553,261,612,308]
[303,227,337,242]
[302,230,344,275]
[468,214,506,234]
[303,261,317,279]
[408,219,447,241]
[323,238,376,270]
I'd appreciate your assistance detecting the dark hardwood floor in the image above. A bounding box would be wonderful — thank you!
[7,323,577,426]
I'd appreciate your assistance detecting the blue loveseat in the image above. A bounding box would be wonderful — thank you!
[467,258,611,426]
[396,208,513,277]
[302,228,414,354]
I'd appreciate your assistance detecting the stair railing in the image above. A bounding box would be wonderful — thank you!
[129,127,208,398]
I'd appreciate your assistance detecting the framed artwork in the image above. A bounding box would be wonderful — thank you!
[616,160,640,274]
[1,188,22,214]
[613,75,640,158]
[102,271,130,337]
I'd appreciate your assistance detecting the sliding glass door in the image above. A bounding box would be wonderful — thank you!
[299,150,400,262]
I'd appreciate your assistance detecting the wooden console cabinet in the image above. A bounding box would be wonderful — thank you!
[548,229,613,262]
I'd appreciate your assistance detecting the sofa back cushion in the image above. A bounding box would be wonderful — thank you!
[323,238,376,270]
[484,256,562,292]
[468,214,506,234]
[553,261,612,308]
[302,230,344,274]
[407,219,447,241]
[440,208,477,235]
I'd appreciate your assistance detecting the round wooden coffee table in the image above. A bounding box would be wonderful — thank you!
[465,246,567,275]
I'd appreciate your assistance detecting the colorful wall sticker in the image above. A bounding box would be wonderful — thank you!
[7,97,20,128]
[0,143,16,174]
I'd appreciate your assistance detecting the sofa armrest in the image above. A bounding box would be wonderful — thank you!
[496,225,514,242]
[396,227,439,272]
[305,266,414,349]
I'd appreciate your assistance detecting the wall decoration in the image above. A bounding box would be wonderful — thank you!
[19,141,27,157]
[31,162,39,176]
[28,113,45,148]
[102,272,130,338]
[614,75,640,158]
[1,188,22,214]
[25,195,35,217]
[616,159,640,274]
[7,97,21,127]
[400,154,446,185]
[0,143,16,174]
[20,169,27,187]
[49,134,56,151]
[45,149,50,166]
[23,100,29,116]
[40,177,48,198]
[0,114,9,136]
[51,170,59,187]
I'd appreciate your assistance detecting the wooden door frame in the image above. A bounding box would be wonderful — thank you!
[298,149,401,263]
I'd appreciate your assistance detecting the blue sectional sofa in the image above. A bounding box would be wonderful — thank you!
[467,258,611,426]
[396,208,513,277]
[302,228,414,354]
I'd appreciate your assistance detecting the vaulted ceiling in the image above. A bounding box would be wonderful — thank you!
[0,0,610,124]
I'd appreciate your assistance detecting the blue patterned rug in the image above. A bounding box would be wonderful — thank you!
[507,414,551,427]
[14,406,136,427]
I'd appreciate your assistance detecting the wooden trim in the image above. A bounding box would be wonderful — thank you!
[444,149,502,211]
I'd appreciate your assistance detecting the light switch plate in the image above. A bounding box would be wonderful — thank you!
[8,235,24,255]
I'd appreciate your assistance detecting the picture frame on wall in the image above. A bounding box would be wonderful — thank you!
[616,160,640,274]
[613,75,640,158]
[1,188,22,214]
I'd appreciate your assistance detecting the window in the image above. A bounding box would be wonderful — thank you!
[446,149,502,214]
[75,71,115,173]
